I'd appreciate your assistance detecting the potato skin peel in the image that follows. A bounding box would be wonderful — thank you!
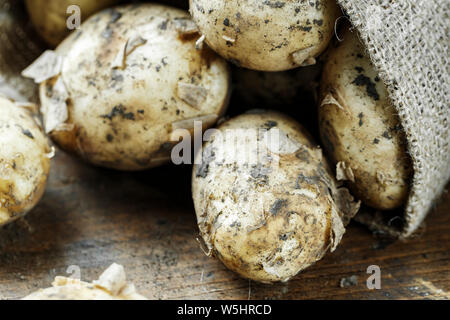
[189,0,340,71]
[38,4,230,171]
[0,97,51,227]
[318,29,412,210]
[25,0,120,47]
[192,111,359,283]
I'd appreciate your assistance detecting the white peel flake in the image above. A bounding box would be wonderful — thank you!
[195,34,206,50]
[173,18,199,34]
[43,77,69,134]
[126,36,147,56]
[336,161,355,182]
[291,188,318,199]
[330,206,345,252]
[45,146,56,159]
[263,128,301,155]
[320,92,345,110]
[93,263,126,296]
[112,36,147,70]
[222,35,236,43]
[262,262,281,278]
[112,42,127,69]
[333,188,361,225]
[22,50,63,84]
[177,82,208,108]
[291,46,316,66]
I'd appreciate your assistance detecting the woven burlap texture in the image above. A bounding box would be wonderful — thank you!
[337,0,450,237]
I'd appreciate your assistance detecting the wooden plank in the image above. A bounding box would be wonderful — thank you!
[0,150,449,300]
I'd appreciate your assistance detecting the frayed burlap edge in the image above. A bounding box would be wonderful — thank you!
[337,0,450,238]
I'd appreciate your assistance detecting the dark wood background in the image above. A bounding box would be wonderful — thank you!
[0,150,448,300]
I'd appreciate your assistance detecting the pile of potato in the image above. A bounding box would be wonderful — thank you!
[1,0,412,285]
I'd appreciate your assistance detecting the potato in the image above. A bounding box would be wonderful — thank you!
[29,4,230,171]
[23,263,147,300]
[318,28,412,210]
[189,0,340,71]
[25,0,120,47]
[192,110,359,282]
[0,96,51,227]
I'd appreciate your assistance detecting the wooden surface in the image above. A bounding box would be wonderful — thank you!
[0,150,449,300]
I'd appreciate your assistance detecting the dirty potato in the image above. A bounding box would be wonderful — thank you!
[318,29,412,210]
[25,0,120,47]
[23,263,147,300]
[0,96,51,227]
[189,0,340,71]
[28,4,230,171]
[192,110,359,282]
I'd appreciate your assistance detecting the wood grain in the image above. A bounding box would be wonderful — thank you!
[0,150,448,300]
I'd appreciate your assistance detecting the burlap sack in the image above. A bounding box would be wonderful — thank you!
[337,0,450,238]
